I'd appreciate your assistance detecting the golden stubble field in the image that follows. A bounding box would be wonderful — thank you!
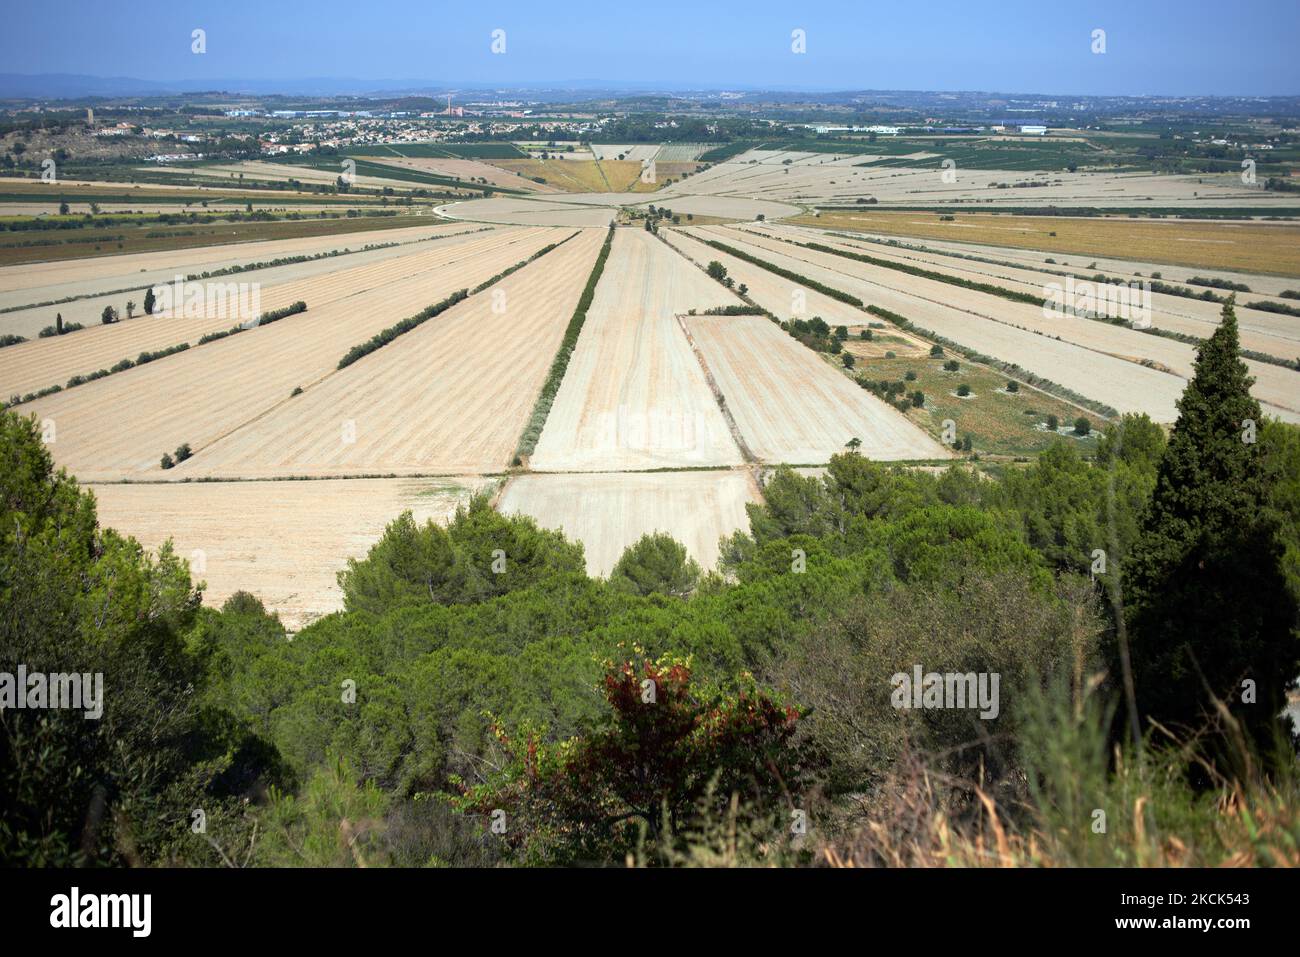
[684,313,951,463]
[173,229,606,478]
[788,210,1300,276]
[23,227,569,481]
[717,226,1300,422]
[528,228,744,471]
[498,469,759,577]
[0,224,496,395]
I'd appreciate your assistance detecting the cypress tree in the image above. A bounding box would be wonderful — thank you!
[1123,300,1298,754]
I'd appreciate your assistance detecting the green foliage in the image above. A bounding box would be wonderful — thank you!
[338,495,586,615]
[1123,302,1299,755]
[456,657,808,864]
[0,410,283,865]
[609,532,702,599]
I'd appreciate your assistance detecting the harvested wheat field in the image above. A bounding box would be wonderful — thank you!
[90,476,492,629]
[0,226,498,396]
[437,197,616,226]
[25,227,568,481]
[497,470,758,577]
[357,155,560,192]
[762,223,1300,357]
[685,313,951,463]
[661,227,865,326]
[682,225,1189,421]
[0,220,462,307]
[0,222,488,341]
[174,229,605,478]
[789,210,1300,276]
[529,228,744,471]
[717,226,1300,421]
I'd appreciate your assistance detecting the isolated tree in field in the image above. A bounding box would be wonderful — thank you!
[846,437,862,451]
[1047,414,1059,431]
[841,352,855,369]
[1073,416,1091,436]
[706,260,728,282]
[930,344,944,357]
[100,305,118,325]
[957,384,971,397]
[1006,380,1019,393]
[1123,302,1298,753]
[126,300,136,319]
[55,312,63,335]
[609,532,701,599]
[144,287,156,315]
[58,200,69,215]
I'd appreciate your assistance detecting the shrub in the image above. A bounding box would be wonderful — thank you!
[1046,414,1059,431]
[929,345,944,357]
[956,384,971,397]
[1073,417,1091,436]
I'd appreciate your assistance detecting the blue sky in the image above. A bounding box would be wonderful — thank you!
[3,0,1298,95]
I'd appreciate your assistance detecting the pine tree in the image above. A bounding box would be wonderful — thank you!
[1123,301,1298,753]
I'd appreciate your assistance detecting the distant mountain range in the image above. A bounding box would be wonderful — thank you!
[1,74,1297,115]
[0,73,712,100]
